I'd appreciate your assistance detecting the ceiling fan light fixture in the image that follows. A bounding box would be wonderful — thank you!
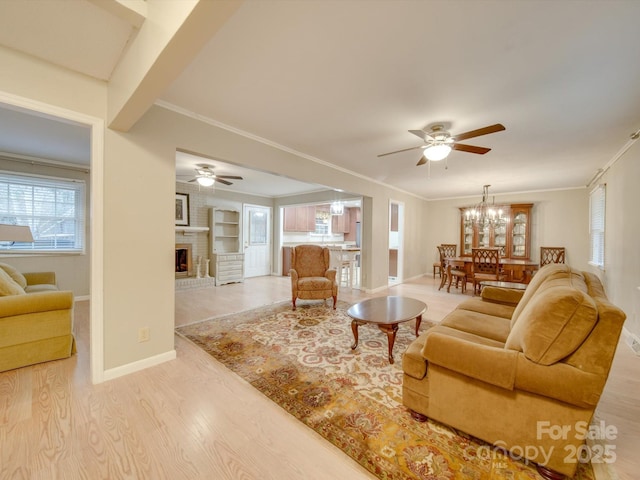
[424,144,452,161]
[197,176,215,187]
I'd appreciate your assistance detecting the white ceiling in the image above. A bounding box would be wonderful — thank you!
[1,0,640,200]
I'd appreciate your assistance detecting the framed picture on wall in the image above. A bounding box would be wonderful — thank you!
[175,193,190,226]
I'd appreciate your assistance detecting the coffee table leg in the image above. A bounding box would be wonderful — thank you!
[415,314,422,337]
[378,324,399,364]
[351,319,360,350]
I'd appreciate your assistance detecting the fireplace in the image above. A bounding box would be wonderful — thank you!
[175,244,192,278]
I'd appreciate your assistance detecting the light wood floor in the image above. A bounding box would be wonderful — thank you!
[0,275,637,479]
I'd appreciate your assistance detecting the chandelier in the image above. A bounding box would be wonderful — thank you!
[467,185,504,226]
[330,201,344,215]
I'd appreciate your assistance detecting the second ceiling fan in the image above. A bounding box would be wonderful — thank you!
[378,123,506,166]
[187,164,243,186]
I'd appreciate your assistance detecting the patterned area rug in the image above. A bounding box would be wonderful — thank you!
[176,301,595,480]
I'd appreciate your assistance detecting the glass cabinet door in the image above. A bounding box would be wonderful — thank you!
[493,216,508,257]
[478,218,491,248]
[462,215,474,255]
[511,210,529,258]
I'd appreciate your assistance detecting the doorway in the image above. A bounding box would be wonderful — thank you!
[0,92,103,383]
[243,204,272,277]
[389,200,404,285]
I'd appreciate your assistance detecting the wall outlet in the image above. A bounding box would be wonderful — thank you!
[138,327,150,343]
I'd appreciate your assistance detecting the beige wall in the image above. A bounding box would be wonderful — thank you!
[425,188,590,271]
[596,142,640,338]
[144,105,429,292]
[1,42,634,377]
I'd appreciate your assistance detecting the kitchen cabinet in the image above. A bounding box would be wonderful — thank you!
[283,206,316,232]
[331,207,351,233]
[282,246,292,276]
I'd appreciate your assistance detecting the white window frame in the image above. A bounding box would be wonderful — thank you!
[0,171,86,254]
[589,183,606,268]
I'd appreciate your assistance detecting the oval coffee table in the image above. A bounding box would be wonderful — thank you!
[347,296,427,364]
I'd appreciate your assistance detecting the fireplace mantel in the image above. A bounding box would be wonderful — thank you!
[175,226,209,234]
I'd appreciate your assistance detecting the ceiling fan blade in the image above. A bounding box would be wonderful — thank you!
[216,175,243,180]
[416,157,427,166]
[188,178,198,182]
[215,178,233,186]
[452,123,505,142]
[408,129,427,140]
[452,143,491,154]
[377,145,424,157]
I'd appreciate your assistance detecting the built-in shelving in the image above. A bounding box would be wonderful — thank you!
[209,208,244,286]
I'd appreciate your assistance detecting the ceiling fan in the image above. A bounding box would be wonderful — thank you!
[183,164,243,186]
[378,123,505,166]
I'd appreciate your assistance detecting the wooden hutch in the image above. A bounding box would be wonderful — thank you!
[458,203,534,282]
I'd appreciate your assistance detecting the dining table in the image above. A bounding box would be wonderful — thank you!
[440,256,539,292]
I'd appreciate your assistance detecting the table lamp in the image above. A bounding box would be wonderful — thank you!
[0,224,34,245]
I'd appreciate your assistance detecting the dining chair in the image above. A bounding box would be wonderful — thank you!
[540,246,566,266]
[471,247,504,295]
[432,244,456,278]
[438,244,467,293]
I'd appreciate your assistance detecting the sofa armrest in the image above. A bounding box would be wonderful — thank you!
[481,286,524,305]
[424,331,518,390]
[23,271,56,286]
[515,354,605,408]
[0,290,73,318]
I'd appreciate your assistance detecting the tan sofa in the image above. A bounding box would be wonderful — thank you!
[402,264,625,479]
[0,263,76,372]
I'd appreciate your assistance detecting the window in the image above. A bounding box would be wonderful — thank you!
[589,184,605,268]
[0,172,85,253]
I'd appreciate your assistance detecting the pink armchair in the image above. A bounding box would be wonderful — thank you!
[289,245,338,310]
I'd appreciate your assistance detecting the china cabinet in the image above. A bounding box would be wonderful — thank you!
[459,203,532,260]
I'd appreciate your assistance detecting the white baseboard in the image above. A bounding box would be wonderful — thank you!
[102,349,177,382]
[75,295,90,302]
[623,328,640,355]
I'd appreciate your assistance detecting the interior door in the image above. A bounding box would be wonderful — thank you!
[243,204,271,277]
[389,200,404,285]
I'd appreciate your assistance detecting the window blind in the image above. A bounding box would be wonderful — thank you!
[589,184,605,267]
[0,172,85,252]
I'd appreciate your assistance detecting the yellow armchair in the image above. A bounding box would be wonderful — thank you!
[0,264,75,372]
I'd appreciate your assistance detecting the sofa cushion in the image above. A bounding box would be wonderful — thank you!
[505,286,598,365]
[441,309,512,343]
[510,263,571,328]
[25,284,59,293]
[0,263,27,288]
[297,276,332,291]
[456,297,515,320]
[0,267,26,296]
